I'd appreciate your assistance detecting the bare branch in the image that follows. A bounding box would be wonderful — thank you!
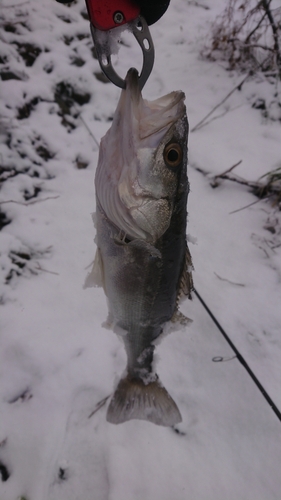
[34,262,59,276]
[203,0,281,76]
[79,115,99,148]
[0,195,60,206]
[261,0,281,76]
[191,162,281,204]
[244,11,267,43]
[214,272,245,286]
[191,73,251,133]
[88,395,111,418]
[229,198,263,214]
[215,160,243,178]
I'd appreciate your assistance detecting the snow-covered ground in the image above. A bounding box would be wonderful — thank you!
[0,1,280,499]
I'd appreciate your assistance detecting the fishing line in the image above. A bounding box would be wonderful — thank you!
[193,288,281,423]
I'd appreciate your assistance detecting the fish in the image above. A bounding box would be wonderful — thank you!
[86,68,193,426]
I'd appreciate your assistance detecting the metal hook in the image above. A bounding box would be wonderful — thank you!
[90,16,155,90]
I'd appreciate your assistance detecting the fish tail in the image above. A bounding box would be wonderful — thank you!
[106,375,182,426]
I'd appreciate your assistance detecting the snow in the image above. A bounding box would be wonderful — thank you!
[0,0,280,499]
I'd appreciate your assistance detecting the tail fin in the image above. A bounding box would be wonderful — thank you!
[106,375,182,426]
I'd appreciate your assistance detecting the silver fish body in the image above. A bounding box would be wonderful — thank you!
[89,68,193,426]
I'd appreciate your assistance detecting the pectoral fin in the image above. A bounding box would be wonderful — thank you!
[128,239,162,259]
[84,247,105,289]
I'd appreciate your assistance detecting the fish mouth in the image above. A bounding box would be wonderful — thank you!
[124,67,141,103]
[124,67,186,144]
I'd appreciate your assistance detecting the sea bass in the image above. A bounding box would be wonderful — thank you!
[87,68,193,426]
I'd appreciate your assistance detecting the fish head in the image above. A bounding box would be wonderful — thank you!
[95,68,188,243]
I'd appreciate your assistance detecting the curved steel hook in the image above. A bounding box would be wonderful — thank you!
[91,16,155,90]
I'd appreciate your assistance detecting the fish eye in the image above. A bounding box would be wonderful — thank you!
[164,143,182,168]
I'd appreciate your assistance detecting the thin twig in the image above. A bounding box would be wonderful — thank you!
[244,43,275,52]
[35,262,59,276]
[191,163,280,202]
[191,73,251,132]
[0,195,60,206]
[1,2,30,7]
[261,0,281,76]
[88,395,111,418]
[79,115,100,148]
[229,198,263,214]
[192,108,230,131]
[191,105,243,132]
[215,160,243,178]
[244,11,267,43]
[219,174,262,189]
[214,272,245,287]
[187,1,210,9]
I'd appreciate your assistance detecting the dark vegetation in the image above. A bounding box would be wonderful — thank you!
[204,0,281,77]
[202,0,281,126]
[0,1,96,292]
[54,81,91,114]
[0,461,10,482]
[197,0,281,207]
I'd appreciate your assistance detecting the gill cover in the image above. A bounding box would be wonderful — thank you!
[95,68,187,242]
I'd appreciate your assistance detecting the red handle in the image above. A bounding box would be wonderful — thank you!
[85,0,140,31]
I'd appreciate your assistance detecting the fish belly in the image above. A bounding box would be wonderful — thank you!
[96,202,185,353]
[96,203,186,426]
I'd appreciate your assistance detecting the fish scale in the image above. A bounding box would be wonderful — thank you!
[87,68,193,426]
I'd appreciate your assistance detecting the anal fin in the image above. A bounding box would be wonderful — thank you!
[171,310,193,326]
